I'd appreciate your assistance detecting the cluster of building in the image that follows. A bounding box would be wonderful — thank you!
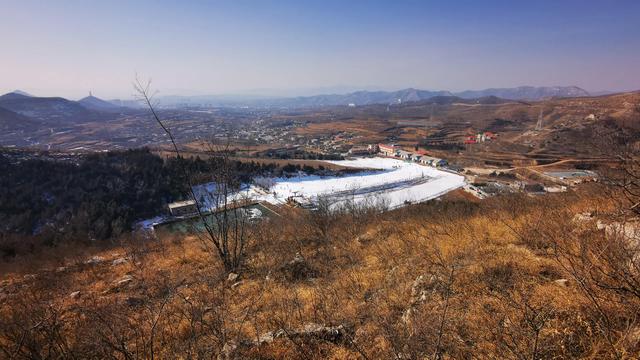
[304,131,363,155]
[377,144,447,167]
[348,144,378,156]
[464,131,496,144]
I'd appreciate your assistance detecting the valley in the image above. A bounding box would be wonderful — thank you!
[3,1,640,357]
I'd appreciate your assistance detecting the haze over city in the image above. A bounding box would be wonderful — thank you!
[1,0,639,99]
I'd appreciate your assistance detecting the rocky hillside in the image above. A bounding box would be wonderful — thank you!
[1,185,639,358]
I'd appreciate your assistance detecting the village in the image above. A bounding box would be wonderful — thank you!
[155,135,599,237]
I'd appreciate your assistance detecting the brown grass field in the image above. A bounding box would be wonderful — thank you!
[2,182,640,358]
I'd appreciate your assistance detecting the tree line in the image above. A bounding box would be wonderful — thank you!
[0,148,283,257]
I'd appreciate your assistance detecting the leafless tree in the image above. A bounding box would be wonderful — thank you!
[134,78,250,272]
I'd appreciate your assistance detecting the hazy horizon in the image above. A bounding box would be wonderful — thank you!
[2,0,639,99]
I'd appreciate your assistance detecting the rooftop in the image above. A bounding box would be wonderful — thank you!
[168,200,196,209]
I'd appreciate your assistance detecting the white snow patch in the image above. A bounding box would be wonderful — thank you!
[136,215,167,230]
[195,157,465,211]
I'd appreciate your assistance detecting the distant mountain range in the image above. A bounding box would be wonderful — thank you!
[262,88,454,108]
[0,92,113,125]
[0,91,140,129]
[150,86,592,108]
[0,85,596,128]
[455,86,590,101]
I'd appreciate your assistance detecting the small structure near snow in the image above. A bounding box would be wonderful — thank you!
[168,200,198,216]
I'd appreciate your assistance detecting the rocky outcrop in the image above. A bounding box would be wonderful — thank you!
[279,253,317,282]
[85,256,105,265]
[254,323,353,346]
[103,275,135,294]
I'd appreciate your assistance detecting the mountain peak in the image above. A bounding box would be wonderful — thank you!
[1,91,32,100]
[78,94,121,111]
[11,90,33,97]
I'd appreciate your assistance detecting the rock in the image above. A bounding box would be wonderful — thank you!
[254,323,352,346]
[117,275,134,286]
[55,266,67,273]
[292,252,305,263]
[104,275,135,294]
[280,252,317,282]
[554,278,569,287]
[355,228,378,244]
[85,256,105,265]
[573,212,593,222]
[23,274,37,280]
[217,341,237,360]
[227,272,239,282]
[292,323,352,344]
[112,257,128,266]
[255,330,285,345]
[69,291,81,299]
[402,307,414,325]
[410,274,443,304]
[411,275,426,298]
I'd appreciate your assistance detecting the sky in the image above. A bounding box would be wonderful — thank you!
[1,0,639,99]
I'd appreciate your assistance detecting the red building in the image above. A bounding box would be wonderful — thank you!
[378,144,397,156]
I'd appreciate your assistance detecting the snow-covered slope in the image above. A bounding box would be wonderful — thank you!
[195,157,465,211]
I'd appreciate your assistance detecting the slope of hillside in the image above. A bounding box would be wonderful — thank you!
[0,106,38,130]
[1,186,638,358]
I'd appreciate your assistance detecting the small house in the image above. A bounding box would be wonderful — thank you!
[348,146,371,156]
[397,150,412,160]
[378,144,396,156]
[168,200,198,217]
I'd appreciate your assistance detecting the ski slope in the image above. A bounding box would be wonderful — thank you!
[195,157,465,210]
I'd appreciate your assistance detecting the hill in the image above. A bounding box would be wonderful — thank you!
[411,95,518,106]
[7,90,33,97]
[153,86,592,108]
[282,88,455,107]
[0,92,112,125]
[0,106,37,131]
[1,183,639,358]
[78,94,124,112]
[456,86,590,100]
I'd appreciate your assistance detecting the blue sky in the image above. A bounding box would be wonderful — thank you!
[1,0,639,98]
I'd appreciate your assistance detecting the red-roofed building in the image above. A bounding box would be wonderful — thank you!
[378,144,397,156]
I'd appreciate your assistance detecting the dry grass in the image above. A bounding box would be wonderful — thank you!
[1,185,639,358]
